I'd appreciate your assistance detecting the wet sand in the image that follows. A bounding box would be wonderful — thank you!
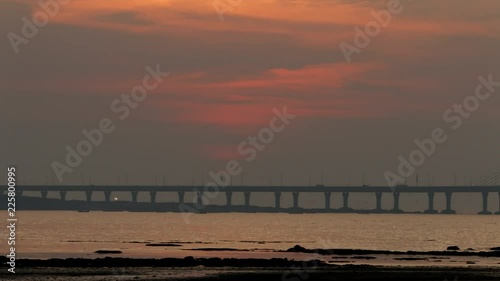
[2,265,500,280]
[2,254,500,281]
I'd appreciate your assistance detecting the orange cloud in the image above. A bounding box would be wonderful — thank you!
[202,62,380,92]
[201,144,245,160]
[142,62,382,128]
[26,0,500,47]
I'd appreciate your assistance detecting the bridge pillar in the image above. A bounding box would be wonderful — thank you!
[196,191,203,206]
[59,191,67,201]
[131,191,138,203]
[104,191,112,203]
[341,192,350,210]
[441,192,456,214]
[478,192,492,215]
[274,192,281,209]
[424,192,437,214]
[496,192,500,215]
[225,192,232,206]
[41,191,48,199]
[292,192,300,209]
[150,191,157,203]
[85,191,93,202]
[392,192,402,213]
[244,192,251,207]
[178,191,185,204]
[375,192,382,211]
[324,192,331,209]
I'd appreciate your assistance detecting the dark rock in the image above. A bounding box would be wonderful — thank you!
[446,246,460,251]
[350,256,376,260]
[145,243,181,247]
[287,245,307,252]
[394,257,428,261]
[94,250,122,254]
[189,248,249,251]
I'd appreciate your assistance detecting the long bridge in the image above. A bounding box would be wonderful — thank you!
[3,185,500,214]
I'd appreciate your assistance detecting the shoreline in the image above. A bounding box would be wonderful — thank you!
[283,245,500,257]
[3,247,500,280]
[4,246,500,264]
[3,246,500,268]
[2,263,500,280]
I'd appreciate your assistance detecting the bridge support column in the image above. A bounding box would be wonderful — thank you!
[479,192,492,215]
[104,191,112,203]
[441,192,456,214]
[196,191,203,206]
[341,192,350,210]
[131,191,138,203]
[324,192,331,209]
[392,192,402,213]
[274,192,281,209]
[150,191,157,203]
[244,192,251,207]
[496,192,500,215]
[59,191,67,201]
[85,191,92,202]
[225,192,232,206]
[178,191,185,204]
[424,192,437,214]
[375,192,382,212]
[41,191,48,199]
[292,192,300,209]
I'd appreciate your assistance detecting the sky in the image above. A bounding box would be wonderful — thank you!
[2,0,500,209]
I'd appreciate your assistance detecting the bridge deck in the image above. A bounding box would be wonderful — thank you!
[4,185,500,193]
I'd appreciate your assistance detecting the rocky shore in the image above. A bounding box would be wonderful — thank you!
[2,246,499,280]
[1,262,499,280]
[284,245,500,257]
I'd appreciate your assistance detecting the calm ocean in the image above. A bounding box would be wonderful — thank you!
[5,211,499,261]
